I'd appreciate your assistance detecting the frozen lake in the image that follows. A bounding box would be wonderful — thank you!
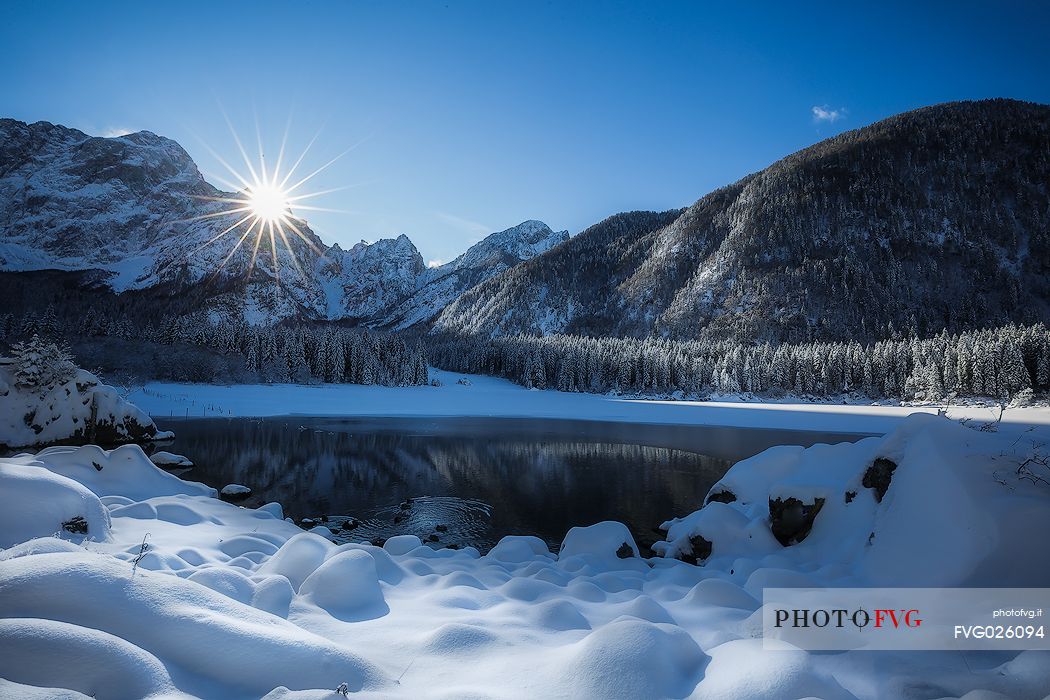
[154,416,872,553]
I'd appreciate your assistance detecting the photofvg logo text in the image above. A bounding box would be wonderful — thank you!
[773,607,923,631]
[762,588,1049,651]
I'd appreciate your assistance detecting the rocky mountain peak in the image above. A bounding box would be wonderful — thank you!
[0,117,565,329]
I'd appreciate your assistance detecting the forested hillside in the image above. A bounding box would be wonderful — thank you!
[434,99,1050,344]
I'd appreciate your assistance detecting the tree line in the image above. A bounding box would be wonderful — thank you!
[1,307,430,387]
[428,324,1050,402]
[5,304,1049,401]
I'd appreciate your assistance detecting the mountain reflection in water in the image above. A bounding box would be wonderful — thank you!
[156,416,869,553]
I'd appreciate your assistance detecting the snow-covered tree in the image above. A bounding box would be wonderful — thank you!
[10,334,77,391]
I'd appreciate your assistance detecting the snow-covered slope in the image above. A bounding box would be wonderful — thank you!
[378,220,568,329]
[0,119,332,321]
[433,99,1050,343]
[316,235,427,320]
[0,118,563,327]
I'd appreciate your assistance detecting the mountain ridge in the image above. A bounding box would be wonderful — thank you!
[0,117,567,326]
[433,98,1050,344]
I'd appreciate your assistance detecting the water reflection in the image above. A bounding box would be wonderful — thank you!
[156,417,868,552]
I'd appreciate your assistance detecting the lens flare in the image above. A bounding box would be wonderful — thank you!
[246,183,289,223]
[184,113,363,282]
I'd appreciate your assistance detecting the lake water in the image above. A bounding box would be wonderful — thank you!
[154,417,873,553]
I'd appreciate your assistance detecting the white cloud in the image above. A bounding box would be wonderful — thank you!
[102,127,134,138]
[434,211,491,237]
[427,259,444,268]
[811,105,847,124]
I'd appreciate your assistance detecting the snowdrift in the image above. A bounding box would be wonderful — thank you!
[654,414,1050,588]
[0,364,170,449]
[0,415,1047,699]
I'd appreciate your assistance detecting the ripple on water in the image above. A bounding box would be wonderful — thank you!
[324,496,495,551]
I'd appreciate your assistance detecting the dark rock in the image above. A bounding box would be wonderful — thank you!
[319,515,329,523]
[675,534,713,565]
[768,497,825,546]
[706,489,737,505]
[300,518,316,528]
[446,543,461,550]
[370,537,386,547]
[426,534,440,542]
[616,542,634,559]
[862,458,897,502]
[62,516,88,535]
[845,490,857,504]
[393,514,403,524]
[399,501,411,510]
[435,524,448,532]
[341,519,359,531]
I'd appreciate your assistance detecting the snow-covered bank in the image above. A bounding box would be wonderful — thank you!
[129,368,1050,435]
[0,358,170,450]
[1,414,1048,699]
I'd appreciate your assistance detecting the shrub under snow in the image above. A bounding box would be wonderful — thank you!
[0,342,170,448]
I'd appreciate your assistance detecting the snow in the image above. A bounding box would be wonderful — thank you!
[0,364,167,449]
[1,415,1048,698]
[0,461,110,548]
[221,483,252,497]
[128,368,1050,435]
[149,450,193,467]
[653,414,1050,588]
[0,121,564,328]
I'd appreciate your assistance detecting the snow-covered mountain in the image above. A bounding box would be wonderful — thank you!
[0,118,331,322]
[378,220,568,329]
[0,118,564,326]
[434,99,1050,344]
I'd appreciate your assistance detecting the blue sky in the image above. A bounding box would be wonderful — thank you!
[3,1,1049,264]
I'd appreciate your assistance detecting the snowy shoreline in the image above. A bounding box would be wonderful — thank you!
[1,414,1049,698]
[128,368,1050,437]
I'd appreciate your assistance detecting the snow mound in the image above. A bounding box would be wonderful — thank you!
[258,533,335,591]
[0,618,178,700]
[560,521,640,566]
[0,552,388,696]
[299,549,388,620]
[656,414,1050,587]
[562,618,707,700]
[0,364,166,449]
[6,443,215,500]
[220,483,252,499]
[694,639,854,700]
[0,461,110,547]
[487,535,552,563]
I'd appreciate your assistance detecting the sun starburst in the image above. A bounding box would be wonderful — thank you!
[184,113,363,282]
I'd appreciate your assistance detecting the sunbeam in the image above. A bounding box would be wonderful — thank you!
[191,117,351,281]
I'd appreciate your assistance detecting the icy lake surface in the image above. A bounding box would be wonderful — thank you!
[154,416,871,552]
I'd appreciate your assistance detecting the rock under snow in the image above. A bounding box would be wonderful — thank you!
[148,451,193,468]
[0,363,167,449]
[655,414,1050,587]
[0,461,110,548]
[220,483,252,500]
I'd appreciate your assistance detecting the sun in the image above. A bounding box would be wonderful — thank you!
[246,182,290,223]
[182,115,360,281]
